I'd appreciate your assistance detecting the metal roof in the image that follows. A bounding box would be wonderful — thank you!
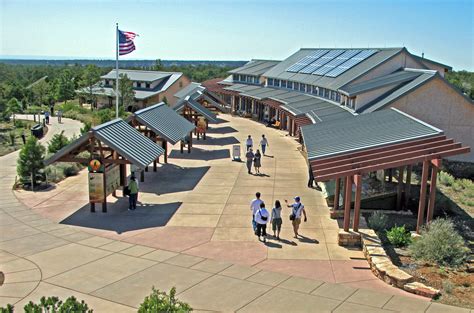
[262,48,404,90]
[101,69,178,82]
[173,97,218,123]
[339,70,422,96]
[45,119,164,169]
[229,60,280,76]
[301,108,443,160]
[174,82,204,99]
[134,103,195,144]
[358,71,437,113]
[413,55,452,71]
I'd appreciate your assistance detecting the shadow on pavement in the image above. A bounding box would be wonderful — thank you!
[169,147,230,161]
[195,136,240,146]
[206,126,238,134]
[141,164,210,195]
[60,200,182,234]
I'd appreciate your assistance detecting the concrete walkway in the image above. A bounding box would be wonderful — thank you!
[0,114,469,312]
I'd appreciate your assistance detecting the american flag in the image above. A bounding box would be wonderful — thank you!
[119,30,138,56]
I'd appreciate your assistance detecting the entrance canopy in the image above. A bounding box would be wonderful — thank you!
[45,119,165,169]
[302,109,470,181]
[131,102,195,145]
[174,96,218,123]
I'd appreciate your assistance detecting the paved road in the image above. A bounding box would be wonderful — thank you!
[0,114,468,312]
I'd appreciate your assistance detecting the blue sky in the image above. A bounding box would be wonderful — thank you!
[1,0,472,70]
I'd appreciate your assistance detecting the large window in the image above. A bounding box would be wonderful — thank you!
[294,82,300,90]
[281,80,287,88]
[312,86,319,95]
[268,78,274,86]
[287,81,293,89]
[300,84,306,92]
[254,76,259,84]
[324,88,330,98]
[146,83,151,89]
[274,79,280,87]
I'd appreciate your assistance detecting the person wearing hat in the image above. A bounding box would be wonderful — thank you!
[285,196,307,238]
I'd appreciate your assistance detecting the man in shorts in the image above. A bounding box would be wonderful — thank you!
[285,196,307,238]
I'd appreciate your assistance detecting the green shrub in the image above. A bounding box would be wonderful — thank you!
[13,120,26,128]
[80,121,92,134]
[442,280,454,294]
[386,225,411,248]
[0,304,13,313]
[139,287,192,313]
[368,211,389,232]
[45,165,65,182]
[451,181,464,192]
[63,163,81,177]
[23,296,92,312]
[8,131,15,146]
[17,136,45,186]
[438,171,455,187]
[458,178,474,190]
[459,197,474,207]
[410,219,469,267]
[48,131,70,153]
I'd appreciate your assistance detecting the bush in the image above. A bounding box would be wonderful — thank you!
[438,171,455,187]
[45,165,65,182]
[48,131,70,153]
[386,225,411,248]
[368,211,389,232]
[8,131,15,146]
[442,280,454,294]
[63,163,81,176]
[139,287,192,313]
[451,181,464,192]
[17,136,45,186]
[410,219,469,267]
[0,304,13,313]
[80,121,92,134]
[1,296,91,313]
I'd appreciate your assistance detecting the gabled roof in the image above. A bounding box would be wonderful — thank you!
[101,69,180,82]
[358,70,437,113]
[339,70,422,97]
[229,59,280,76]
[413,55,452,71]
[173,96,218,123]
[301,108,443,160]
[133,103,195,144]
[45,119,164,169]
[262,48,404,90]
[174,82,204,99]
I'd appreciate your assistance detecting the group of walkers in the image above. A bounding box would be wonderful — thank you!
[245,134,268,175]
[250,192,307,243]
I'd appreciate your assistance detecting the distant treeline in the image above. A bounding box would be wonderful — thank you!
[0,59,246,68]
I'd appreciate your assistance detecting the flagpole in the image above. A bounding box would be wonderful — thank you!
[115,23,119,119]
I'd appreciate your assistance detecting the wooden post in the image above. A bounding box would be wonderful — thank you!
[102,166,107,213]
[153,160,157,172]
[162,140,168,163]
[405,165,412,209]
[188,132,192,153]
[416,161,430,233]
[388,169,393,182]
[90,202,95,213]
[180,140,184,153]
[396,166,404,210]
[427,159,440,223]
[140,170,145,183]
[353,174,362,232]
[343,176,352,232]
[334,178,340,210]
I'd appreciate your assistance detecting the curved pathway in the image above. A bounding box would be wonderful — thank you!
[0,114,467,312]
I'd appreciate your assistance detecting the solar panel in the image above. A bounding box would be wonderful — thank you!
[311,50,362,76]
[286,50,329,73]
[325,49,378,77]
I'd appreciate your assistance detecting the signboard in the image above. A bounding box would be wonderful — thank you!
[88,159,104,172]
[105,164,121,197]
[232,145,241,161]
[89,172,104,203]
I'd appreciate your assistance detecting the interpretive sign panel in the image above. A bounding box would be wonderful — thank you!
[89,172,104,202]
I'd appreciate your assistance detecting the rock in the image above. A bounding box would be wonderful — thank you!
[467,263,474,273]
[404,282,440,298]
[394,247,411,257]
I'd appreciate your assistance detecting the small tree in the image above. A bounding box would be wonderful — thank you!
[48,131,70,153]
[17,136,46,187]
[80,65,101,109]
[23,296,92,313]
[139,287,192,313]
[118,74,135,111]
[6,97,22,121]
[31,79,50,106]
[54,69,76,105]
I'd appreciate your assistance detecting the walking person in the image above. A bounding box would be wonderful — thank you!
[286,196,307,238]
[254,149,262,174]
[250,192,263,233]
[128,174,139,211]
[270,200,283,240]
[308,166,315,188]
[245,148,255,174]
[260,135,268,155]
[44,111,50,124]
[57,110,63,123]
[246,135,253,151]
[20,129,26,145]
[255,202,269,242]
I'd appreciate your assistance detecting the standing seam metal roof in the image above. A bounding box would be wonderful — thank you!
[301,108,443,160]
[134,103,195,145]
[229,60,280,76]
[93,119,165,168]
[173,97,218,123]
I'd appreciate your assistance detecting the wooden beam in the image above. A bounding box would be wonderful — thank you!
[343,176,352,232]
[396,166,404,210]
[353,174,362,232]
[405,165,412,209]
[427,159,440,223]
[311,135,447,166]
[57,156,131,164]
[416,160,430,233]
[334,178,340,210]
[314,146,470,181]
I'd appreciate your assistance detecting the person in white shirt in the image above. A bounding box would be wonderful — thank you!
[250,192,263,232]
[246,135,253,151]
[285,196,307,238]
[254,202,269,242]
[260,135,269,155]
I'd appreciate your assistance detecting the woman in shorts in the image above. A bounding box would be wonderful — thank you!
[270,200,283,240]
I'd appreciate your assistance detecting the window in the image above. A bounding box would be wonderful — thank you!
[324,89,330,98]
[294,82,300,90]
[281,80,287,88]
[274,79,280,87]
[287,81,293,89]
[312,86,318,95]
[335,93,341,102]
[306,84,312,93]
[268,78,274,86]
[254,76,259,84]
[146,83,150,89]
[105,79,109,86]
[136,82,142,88]
[299,84,305,92]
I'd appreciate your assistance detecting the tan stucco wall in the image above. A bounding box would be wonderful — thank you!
[354,84,397,111]
[160,75,191,106]
[420,60,447,77]
[387,77,474,162]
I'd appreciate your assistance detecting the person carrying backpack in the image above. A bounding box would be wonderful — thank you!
[286,196,307,238]
[254,202,269,242]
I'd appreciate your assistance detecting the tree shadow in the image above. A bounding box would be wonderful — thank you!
[195,136,240,146]
[140,164,210,195]
[60,200,182,234]
[206,126,238,134]
[169,147,230,161]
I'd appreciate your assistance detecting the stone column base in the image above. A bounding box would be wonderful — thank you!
[329,209,344,219]
[338,230,361,247]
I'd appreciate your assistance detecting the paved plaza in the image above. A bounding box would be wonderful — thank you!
[0,114,470,312]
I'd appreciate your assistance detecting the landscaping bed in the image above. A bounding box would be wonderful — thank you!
[0,119,48,156]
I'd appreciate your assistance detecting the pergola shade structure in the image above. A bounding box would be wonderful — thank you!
[45,119,165,212]
[174,96,218,140]
[301,108,470,233]
[130,103,196,163]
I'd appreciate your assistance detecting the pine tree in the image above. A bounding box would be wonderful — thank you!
[17,136,46,187]
[47,131,70,153]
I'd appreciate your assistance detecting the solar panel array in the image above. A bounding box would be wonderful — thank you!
[286,49,378,77]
